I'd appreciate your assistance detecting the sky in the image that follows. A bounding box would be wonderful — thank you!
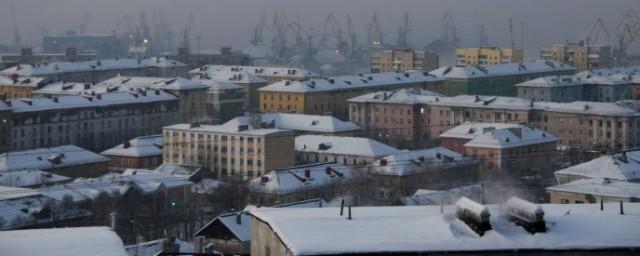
[1,0,639,58]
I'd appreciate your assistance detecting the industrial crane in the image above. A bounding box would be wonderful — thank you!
[251,10,268,46]
[614,9,640,58]
[585,18,610,46]
[396,12,411,49]
[320,13,347,53]
[368,12,383,50]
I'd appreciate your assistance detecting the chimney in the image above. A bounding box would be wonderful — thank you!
[380,159,388,166]
[482,127,496,134]
[260,176,269,183]
[53,97,59,103]
[123,140,131,149]
[236,213,242,225]
[304,169,311,178]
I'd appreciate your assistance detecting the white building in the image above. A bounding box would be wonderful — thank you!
[295,135,400,166]
[225,113,360,136]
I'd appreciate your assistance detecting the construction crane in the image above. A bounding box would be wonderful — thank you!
[474,9,488,47]
[614,9,640,58]
[251,10,268,46]
[181,12,196,50]
[368,12,383,49]
[10,4,22,48]
[117,14,139,46]
[320,13,346,52]
[345,14,358,57]
[79,11,91,34]
[440,10,459,49]
[396,12,411,49]
[270,11,288,60]
[586,18,610,46]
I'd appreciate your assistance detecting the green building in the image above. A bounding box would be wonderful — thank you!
[196,79,246,121]
[515,76,584,102]
[430,60,575,96]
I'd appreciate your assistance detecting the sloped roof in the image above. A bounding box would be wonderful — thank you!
[225,113,359,133]
[250,162,353,194]
[430,60,574,79]
[440,122,559,149]
[370,147,475,176]
[0,145,109,172]
[101,135,163,157]
[555,150,640,181]
[0,57,185,77]
[295,135,400,157]
[0,227,127,256]
[0,169,71,187]
[546,178,640,199]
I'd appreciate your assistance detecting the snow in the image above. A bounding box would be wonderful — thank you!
[0,169,71,187]
[295,135,400,158]
[514,75,584,88]
[348,88,444,104]
[188,65,318,84]
[0,185,41,200]
[225,113,359,134]
[101,135,163,157]
[97,76,208,91]
[370,147,473,176]
[9,90,177,113]
[430,60,575,79]
[456,196,490,217]
[0,57,185,77]
[0,227,127,256]
[249,203,640,255]
[165,122,289,136]
[259,70,444,93]
[402,185,482,206]
[250,163,353,194]
[0,76,46,87]
[124,238,194,256]
[440,122,559,149]
[505,197,543,215]
[0,145,109,173]
[154,163,204,178]
[192,78,243,92]
[554,150,640,181]
[546,178,640,199]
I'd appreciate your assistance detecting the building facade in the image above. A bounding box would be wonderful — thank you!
[163,122,295,180]
[516,76,585,102]
[0,76,48,100]
[0,145,110,178]
[101,135,164,172]
[370,49,439,73]
[540,43,612,72]
[295,135,400,167]
[455,47,523,66]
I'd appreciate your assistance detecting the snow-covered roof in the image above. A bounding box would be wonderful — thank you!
[348,88,444,104]
[0,227,127,256]
[514,75,585,88]
[8,90,177,113]
[154,163,205,178]
[370,147,474,176]
[124,238,194,256]
[249,203,640,255]
[101,135,163,157]
[546,178,640,199]
[554,150,640,182]
[440,122,558,149]
[350,89,640,116]
[191,78,244,92]
[190,65,319,80]
[0,169,71,187]
[225,113,359,134]
[0,185,41,201]
[0,75,46,87]
[164,122,289,136]
[0,145,109,173]
[575,66,640,78]
[258,70,444,93]
[97,76,207,91]
[250,163,353,194]
[430,60,574,79]
[0,57,185,77]
[295,135,400,158]
[402,185,482,206]
[107,169,193,194]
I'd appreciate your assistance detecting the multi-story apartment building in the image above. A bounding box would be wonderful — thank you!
[193,78,246,122]
[8,90,178,152]
[430,60,575,96]
[188,65,320,84]
[101,135,163,172]
[0,57,188,83]
[439,123,559,172]
[225,113,360,137]
[259,71,446,119]
[163,122,295,180]
[369,49,439,73]
[34,76,209,123]
[515,76,585,102]
[455,47,523,66]
[540,43,612,72]
[0,76,48,100]
[349,89,640,151]
[189,66,269,112]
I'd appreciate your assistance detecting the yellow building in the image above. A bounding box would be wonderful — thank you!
[0,76,46,100]
[258,71,446,119]
[540,42,612,72]
[455,47,523,66]
[370,49,439,72]
[163,122,295,180]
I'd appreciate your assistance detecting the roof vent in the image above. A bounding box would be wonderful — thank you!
[123,140,131,149]
[505,197,546,233]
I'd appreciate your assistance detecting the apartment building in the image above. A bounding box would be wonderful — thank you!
[540,43,612,72]
[439,123,559,172]
[35,76,209,123]
[349,89,640,151]
[193,78,246,121]
[225,113,360,136]
[101,135,163,172]
[163,122,295,180]
[455,47,523,66]
[189,66,268,112]
[0,76,48,100]
[188,65,320,84]
[430,60,575,96]
[259,71,446,119]
[369,49,439,73]
[0,57,188,83]
[515,76,585,102]
[8,90,178,152]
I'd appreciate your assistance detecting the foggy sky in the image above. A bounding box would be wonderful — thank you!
[1,0,639,59]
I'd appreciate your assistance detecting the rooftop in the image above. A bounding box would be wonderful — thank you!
[258,71,444,93]
[0,145,109,173]
[224,113,359,134]
[101,135,163,157]
[0,76,47,87]
[295,135,400,158]
[0,57,186,77]
[249,203,640,255]
[430,60,575,79]
[190,65,319,80]
[164,122,290,136]
[0,227,127,256]
[546,178,640,199]
[514,75,585,88]
[554,150,640,182]
[8,90,177,113]
[370,147,474,176]
[250,162,353,194]
[0,169,71,187]
[440,122,559,149]
[348,88,444,105]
